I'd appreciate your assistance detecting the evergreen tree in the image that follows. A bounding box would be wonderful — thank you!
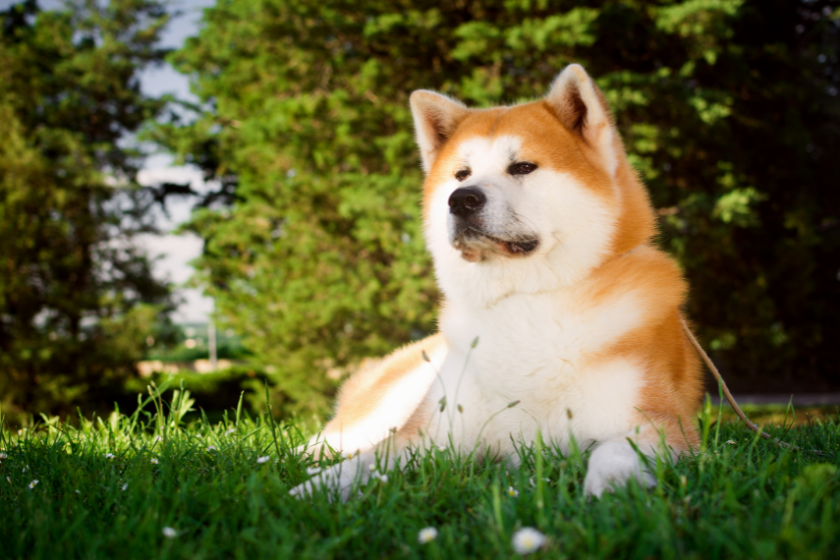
[0,0,175,420]
[156,0,840,414]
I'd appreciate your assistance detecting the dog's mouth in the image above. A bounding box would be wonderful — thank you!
[452,226,540,262]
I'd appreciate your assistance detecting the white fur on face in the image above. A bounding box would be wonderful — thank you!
[425,135,617,308]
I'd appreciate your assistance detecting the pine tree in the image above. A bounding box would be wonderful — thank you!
[0,0,175,420]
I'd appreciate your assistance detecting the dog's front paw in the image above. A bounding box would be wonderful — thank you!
[289,459,365,502]
[289,471,346,502]
[289,479,318,500]
[584,440,656,497]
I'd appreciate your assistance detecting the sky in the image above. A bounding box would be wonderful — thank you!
[137,0,219,323]
[2,0,218,322]
[138,0,215,323]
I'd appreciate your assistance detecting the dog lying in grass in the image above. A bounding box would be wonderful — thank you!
[291,64,703,500]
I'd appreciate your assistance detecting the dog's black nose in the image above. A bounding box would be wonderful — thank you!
[448,187,487,217]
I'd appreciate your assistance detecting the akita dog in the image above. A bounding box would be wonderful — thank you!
[291,64,703,500]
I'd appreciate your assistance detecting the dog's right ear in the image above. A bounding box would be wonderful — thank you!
[410,91,470,173]
[546,64,618,178]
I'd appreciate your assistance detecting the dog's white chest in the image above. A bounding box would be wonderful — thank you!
[444,289,641,375]
[439,289,646,446]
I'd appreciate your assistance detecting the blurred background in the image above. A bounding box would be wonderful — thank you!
[1,0,838,426]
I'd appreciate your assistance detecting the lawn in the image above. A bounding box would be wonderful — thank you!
[1,386,838,560]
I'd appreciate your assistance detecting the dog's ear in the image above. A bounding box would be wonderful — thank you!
[546,64,618,177]
[410,90,470,173]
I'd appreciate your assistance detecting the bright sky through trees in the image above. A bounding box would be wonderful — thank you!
[0,0,216,322]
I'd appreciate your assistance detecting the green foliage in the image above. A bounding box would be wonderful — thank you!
[0,0,175,421]
[123,366,277,421]
[1,398,839,559]
[154,0,840,413]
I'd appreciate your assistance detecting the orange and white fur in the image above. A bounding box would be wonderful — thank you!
[291,64,703,500]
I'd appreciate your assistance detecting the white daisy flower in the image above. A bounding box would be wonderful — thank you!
[105,453,115,459]
[370,471,389,483]
[22,465,28,473]
[28,479,39,489]
[512,527,546,554]
[256,456,270,464]
[162,527,177,538]
[151,458,159,464]
[417,527,438,544]
[726,439,737,445]
[508,486,519,498]
[0,452,7,460]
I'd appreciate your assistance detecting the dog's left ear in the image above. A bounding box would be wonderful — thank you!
[546,64,618,178]
[410,90,471,173]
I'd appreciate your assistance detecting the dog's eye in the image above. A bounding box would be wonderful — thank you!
[508,162,538,176]
[455,168,471,182]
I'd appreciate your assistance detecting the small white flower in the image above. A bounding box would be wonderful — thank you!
[28,479,39,489]
[207,446,216,451]
[417,527,438,544]
[306,466,322,476]
[512,527,546,555]
[0,452,7,460]
[726,439,737,445]
[195,434,203,438]
[105,453,115,460]
[438,446,446,452]
[162,527,177,538]
[75,490,80,494]
[151,458,159,464]
[121,483,128,492]
[370,471,389,483]
[508,486,519,498]
[256,456,270,464]
[368,463,377,471]
[21,465,27,473]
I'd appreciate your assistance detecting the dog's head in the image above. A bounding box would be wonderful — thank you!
[410,64,656,306]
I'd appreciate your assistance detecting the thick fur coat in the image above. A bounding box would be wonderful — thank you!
[291,64,703,500]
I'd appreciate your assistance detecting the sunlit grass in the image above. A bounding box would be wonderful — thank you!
[1,384,838,559]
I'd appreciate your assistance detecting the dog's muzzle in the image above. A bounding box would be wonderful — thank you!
[447,186,539,261]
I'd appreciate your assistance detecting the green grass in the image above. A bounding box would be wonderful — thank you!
[1,387,838,560]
